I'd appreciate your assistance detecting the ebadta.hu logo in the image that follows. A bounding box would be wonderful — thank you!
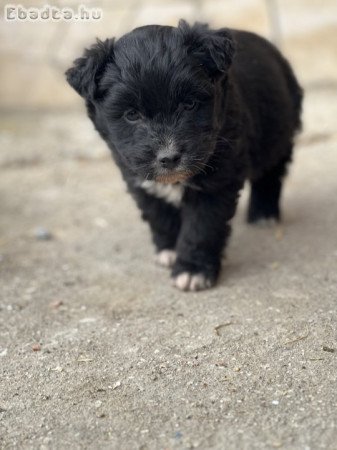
[4,4,103,21]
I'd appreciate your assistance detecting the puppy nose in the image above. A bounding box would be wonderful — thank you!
[158,152,181,169]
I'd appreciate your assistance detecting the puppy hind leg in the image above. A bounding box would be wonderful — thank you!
[247,150,292,224]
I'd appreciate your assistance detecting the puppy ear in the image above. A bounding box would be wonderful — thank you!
[65,38,115,100]
[178,20,235,78]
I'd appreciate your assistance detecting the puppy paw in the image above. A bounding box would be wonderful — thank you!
[251,217,278,228]
[155,249,177,268]
[247,206,280,225]
[171,257,219,291]
[172,272,214,291]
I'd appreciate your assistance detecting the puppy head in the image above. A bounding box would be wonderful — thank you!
[66,21,235,183]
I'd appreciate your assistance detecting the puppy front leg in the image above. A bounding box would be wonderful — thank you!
[172,191,238,291]
[130,187,181,267]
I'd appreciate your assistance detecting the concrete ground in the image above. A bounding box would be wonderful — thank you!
[1,86,337,450]
[1,0,337,449]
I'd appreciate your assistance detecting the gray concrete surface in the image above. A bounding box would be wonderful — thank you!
[1,86,337,449]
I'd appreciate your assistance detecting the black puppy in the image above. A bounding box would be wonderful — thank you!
[66,20,303,291]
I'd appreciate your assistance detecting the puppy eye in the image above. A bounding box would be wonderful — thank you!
[124,109,141,122]
[182,101,197,111]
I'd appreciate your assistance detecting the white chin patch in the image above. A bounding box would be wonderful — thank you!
[155,249,177,268]
[140,180,184,208]
[172,272,213,292]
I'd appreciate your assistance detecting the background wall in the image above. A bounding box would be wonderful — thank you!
[1,0,337,110]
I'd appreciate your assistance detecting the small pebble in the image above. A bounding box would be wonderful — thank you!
[323,346,335,353]
[0,349,8,357]
[49,300,63,309]
[175,431,183,439]
[112,380,121,390]
[32,343,41,352]
[34,227,53,241]
[215,361,227,367]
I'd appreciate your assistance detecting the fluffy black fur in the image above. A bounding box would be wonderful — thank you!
[66,20,303,291]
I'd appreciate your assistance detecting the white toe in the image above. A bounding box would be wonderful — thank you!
[155,249,177,268]
[189,274,211,291]
[173,272,191,290]
[173,272,213,291]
